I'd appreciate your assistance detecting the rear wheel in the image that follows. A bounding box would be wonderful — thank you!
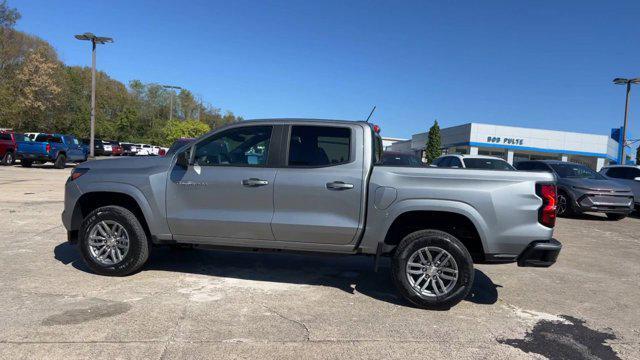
[1,151,14,165]
[54,154,66,169]
[79,205,150,276]
[391,229,474,310]
[20,159,32,167]
[606,213,626,221]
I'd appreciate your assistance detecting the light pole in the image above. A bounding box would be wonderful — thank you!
[162,85,182,121]
[613,77,640,164]
[75,32,113,158]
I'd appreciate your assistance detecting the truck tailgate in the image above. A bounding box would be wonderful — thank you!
[17,141,48,156]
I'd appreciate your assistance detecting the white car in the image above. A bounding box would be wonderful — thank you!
[102,141,113,154]
[432,154,515,170]
[135,144,152,156]
[150,146,161,156]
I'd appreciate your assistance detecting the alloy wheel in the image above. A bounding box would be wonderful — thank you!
[406,246,458,297]
[557,194,567,215]
[88,220,130,265]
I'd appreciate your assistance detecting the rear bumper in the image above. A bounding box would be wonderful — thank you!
[16,153,52,162]
[517,238,562,267]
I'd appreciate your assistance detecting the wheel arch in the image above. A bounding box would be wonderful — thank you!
[365,199,490,262]
[70,189,154,241]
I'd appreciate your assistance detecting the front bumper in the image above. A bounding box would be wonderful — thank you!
[517,238,562,267]
[574,193,634,214]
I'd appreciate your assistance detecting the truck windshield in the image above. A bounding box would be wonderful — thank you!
[549,163,604,179]
[463,158,515,170]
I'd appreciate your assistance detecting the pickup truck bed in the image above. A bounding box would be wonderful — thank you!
[62,119,561,309]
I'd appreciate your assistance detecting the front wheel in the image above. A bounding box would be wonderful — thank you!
[1,151,15,165]
[79,205,150,276]
[556,191,573,217]
[606,213,627,221]
[391,230,474,310]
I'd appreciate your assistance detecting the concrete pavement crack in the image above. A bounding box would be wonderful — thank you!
[159,302,188,360]
[262,305,310,341]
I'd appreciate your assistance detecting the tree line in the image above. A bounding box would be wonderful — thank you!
[0,1,242,146]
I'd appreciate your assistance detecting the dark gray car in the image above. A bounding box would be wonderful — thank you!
[515,160,634,220]
[599,165,640,211]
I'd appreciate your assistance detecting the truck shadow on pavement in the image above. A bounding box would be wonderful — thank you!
[54,242,500,308]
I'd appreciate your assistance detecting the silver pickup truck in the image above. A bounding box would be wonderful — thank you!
[62,119,561,309]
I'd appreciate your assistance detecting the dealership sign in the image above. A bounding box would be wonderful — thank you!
[487,136,524,146]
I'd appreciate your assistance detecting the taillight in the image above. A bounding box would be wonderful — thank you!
[69,168,89,181]
[536,183,557,228]
[46,143,51,153]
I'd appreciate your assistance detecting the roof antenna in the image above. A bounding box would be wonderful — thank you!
[365,105,377,122]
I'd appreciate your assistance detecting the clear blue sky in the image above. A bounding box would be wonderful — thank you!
[13,0,640,139]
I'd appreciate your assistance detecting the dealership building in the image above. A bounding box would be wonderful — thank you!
[387,123,627,170]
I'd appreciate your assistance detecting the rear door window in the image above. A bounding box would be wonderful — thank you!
[463,158,515,170]
[288,126,351,167]
[438,157,452,167]
[515,162,533,170]
[616,167,640,180]
[449,157,463,168]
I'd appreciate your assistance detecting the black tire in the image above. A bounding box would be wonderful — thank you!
[1,151,14,165]
[391,229,474,310]
[556,191,573,217]
[54,154,66,169]
[79,205,150,276]
[20,159,32,167]
[606,213,627,221]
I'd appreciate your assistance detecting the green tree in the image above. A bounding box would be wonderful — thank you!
[162,119,210,146]
[0,2,243,142]
[424,120,442,163]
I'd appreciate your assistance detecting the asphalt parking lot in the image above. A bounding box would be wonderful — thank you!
[0,164,639,359]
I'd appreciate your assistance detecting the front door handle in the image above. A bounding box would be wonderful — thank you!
[242,178,269,187]
[326,181,354,190]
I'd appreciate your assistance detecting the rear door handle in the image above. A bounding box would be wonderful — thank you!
[242,178,269,187]
[326,181,354,190]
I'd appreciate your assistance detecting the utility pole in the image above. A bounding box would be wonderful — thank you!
[74,33,113,158]
[613,77,640,164]
[162,85,182,121]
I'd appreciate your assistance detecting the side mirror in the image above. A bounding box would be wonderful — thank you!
[176,148,191,168]
[634,177,640,182]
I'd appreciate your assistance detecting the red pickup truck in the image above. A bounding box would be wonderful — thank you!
[0,131,29,166]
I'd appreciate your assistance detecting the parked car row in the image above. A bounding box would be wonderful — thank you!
[79,139,167,157]
[380,151,638,221]
[1,129,170,168]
